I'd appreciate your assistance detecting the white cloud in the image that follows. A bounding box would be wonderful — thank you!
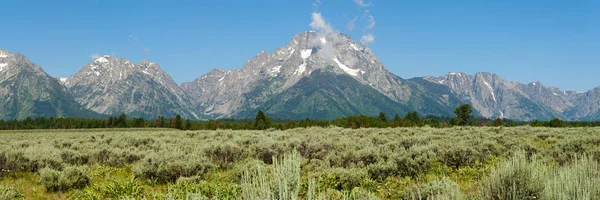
[313,0,322,10]
[129,34,149,52]
[128,34,138,42]
[347,16,358,31]
[354,0,371,7]
[310,12,334,34]
[367,15,376,29]
[361,33,375,45]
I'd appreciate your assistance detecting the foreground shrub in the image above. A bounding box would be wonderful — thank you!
[478,152,547,200]
[205,143,249,167]
[241,150,302,200]
[404,178,463,200]
[91,149,141,167]
[39,166,91,192]
[93,179,145,199]
[543,155,600,199]
[133,152,214,183]
[0,185,24,200]
[317,168,369,191]
[166,179,241,199]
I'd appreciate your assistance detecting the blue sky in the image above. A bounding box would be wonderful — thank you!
[1,0,598,91]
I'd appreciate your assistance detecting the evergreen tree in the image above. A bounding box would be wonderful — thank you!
[171,115,183,129]
[254,110,270,130]
[118,113,127,128]
[185,119,192,130]
[494,117,503,127]
[394,114,401,122]
[453,104,472,126]
[378,112,388,122]
[405,111,421,127]
[549,118,565,127]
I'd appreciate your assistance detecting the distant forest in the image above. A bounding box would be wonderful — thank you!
[1,104,599,130]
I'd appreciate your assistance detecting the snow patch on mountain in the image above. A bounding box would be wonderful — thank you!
[0,52,7,58]
[320,37,327,44]
[59,78,67,82]
[0,63,7,71]
[94,57,109,64]
[295,63,306,75]
[483,80,496,102]
[301,49,312,59]
[350,43,360,51]
[333,57,360,76]
[270,66,282,74]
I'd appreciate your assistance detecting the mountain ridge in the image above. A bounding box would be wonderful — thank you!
[1,31,599,121]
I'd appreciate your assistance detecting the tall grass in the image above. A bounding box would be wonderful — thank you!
[478,152,548,200]
[543,155,600,199]
[241,149,302,200]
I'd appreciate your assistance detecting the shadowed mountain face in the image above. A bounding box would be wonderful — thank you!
[0,49,101,119]
[2,31,600,121]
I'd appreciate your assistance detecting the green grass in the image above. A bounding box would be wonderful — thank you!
[0,127,599,199]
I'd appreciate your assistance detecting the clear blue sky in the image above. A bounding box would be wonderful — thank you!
[1,0,598,91]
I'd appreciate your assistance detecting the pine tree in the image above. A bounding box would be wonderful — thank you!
[494,117,503,127]
[118,113,127,128]
[254,110,270,130]
[185,119,192,130]
[378,112,388,122]
[453,104,472,126]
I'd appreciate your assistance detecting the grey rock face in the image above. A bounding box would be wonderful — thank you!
[65,56,200,119]
[182,31,413,117]
[0,49,100,119]
[425,72,599,120]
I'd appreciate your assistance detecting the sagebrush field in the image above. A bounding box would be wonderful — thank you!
[0,127,599,199]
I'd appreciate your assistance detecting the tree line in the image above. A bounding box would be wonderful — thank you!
[0,104,597,131]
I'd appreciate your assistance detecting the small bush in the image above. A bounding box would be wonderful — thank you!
[205,143,249,167]
[91,149,141,167]
[60,150,90,165]
[39,166,91,192]
[478,152,547,200]
[242,150,302,200]
[0,185,24,200]
[167,180,241,199]
[92,179,144,199]
[405,178,463,200]
[317,168,369,191]
[543,155,600,199]
[134,152,214,183]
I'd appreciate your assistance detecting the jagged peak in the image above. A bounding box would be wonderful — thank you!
[446,72,466,77]
[0,49,10,58]
[529,81,542,86]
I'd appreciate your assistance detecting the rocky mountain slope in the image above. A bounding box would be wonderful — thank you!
[63,56,201,119]
[0,49,101,119]
[424,72,600,120]
[181,31,466,119]
[1,30,599,121]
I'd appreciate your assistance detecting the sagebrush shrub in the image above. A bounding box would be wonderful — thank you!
[39,166,90,192]
[543,155,600,200]
[133,152,214,183]
[0,185,24,200]
[405,178,463,200]
[478,152,547,200]
[241,150,302,200]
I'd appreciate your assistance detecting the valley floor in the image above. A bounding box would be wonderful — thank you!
[0,127,599,199]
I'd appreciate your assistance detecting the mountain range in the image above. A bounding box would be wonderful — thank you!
[1,31,599,121]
